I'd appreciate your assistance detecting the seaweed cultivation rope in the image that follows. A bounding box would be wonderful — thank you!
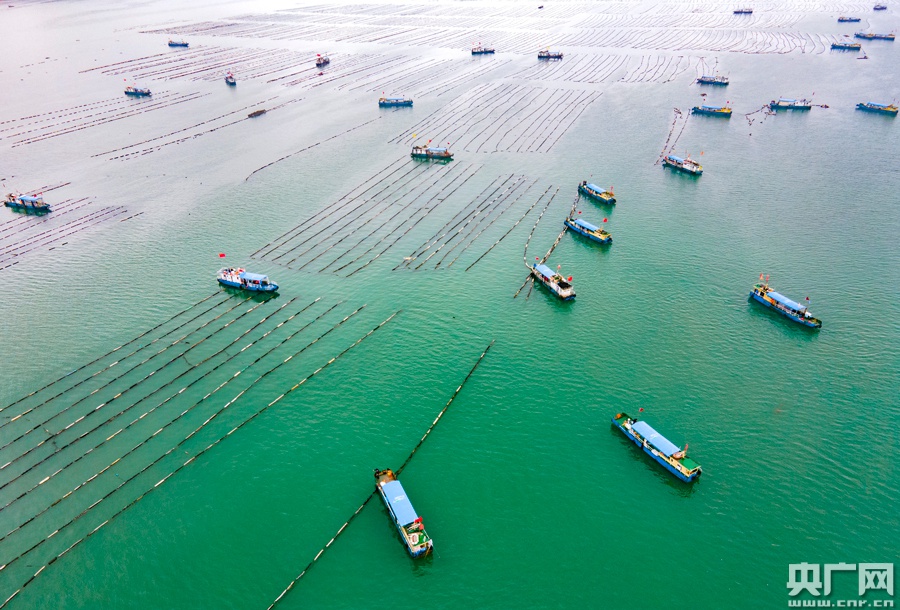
[265,339,493,609]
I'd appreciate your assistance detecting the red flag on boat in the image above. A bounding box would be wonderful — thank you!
[806,296,810,301]
[639,407,644,412]
[535,257,539,261]
[603,218,607,222]
[577,210,581,214]
[218,253,226,258]
[567,276,572,281]
[759,272,764,280]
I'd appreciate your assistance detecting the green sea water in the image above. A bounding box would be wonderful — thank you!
[1,1,898,608]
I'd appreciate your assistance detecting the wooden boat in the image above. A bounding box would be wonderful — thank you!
[537,49,564,59]
[769,98,811,110]
[379,96,413,107]
[578,181,616,204]
[411,145,452,160]
[855,31,895,40]
[315,54,330,67]
[733,8,753,14]
[856,101,899,115]
[749,277,821,328]
[663,154,703,175]
[4,193,51,213]
[612,413,702,483]
[168,40,189,48]
[374,469,433,557]
[565,216,611,244]
[471,44,495,55]
[696,74,729,85]
[874,4,887,9]
[691,104,733,117]
[124,86,151,97]
[838,16,862,22]
[216,267,278,292]
[832,41,863,50]
[224,71,236,86]
[530,263,575,300]
[248,109,266,118]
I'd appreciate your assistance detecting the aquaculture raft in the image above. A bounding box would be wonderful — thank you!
[124,86,151,97]
[537,49,564,59]
[565,217,611,244]
[696,75,729,85]
[411,145,453,160]
[691,104,733,117]
[769,98,812,110]
[578,181,616,204]
[4,193,51,213]
[216,267,278,292]
[530,263,575,300]
[612,413,701,483]
[856,102,899,115]
[379,96,413,107]
[663,155,703,175]
[168,40,189,48]
[750,281,821,328]
[374,469,433,557]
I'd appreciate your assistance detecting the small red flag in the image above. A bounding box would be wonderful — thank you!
[567,276,572,281]
[577,210,581,214]
[603,218,608,222]
[218,253,226,258]
[639,407,644,412]
[535,257,539,261]
[805,296,810,301]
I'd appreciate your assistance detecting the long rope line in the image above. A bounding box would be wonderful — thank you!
[265,339,493,610]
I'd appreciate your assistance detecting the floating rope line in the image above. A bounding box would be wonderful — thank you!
[266,339,493,610]
[0,298,328,540]
[0,308,395,609]
[0,292,222,417]
[513,188,560,298]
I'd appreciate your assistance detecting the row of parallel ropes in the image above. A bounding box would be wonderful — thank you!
[0,291,399,607]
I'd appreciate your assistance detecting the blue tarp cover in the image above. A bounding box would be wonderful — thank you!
[385,97,407,101]
[534,263,556,278]
[381,480,419,526]
[700,105,723,110]
[585,183,603,192]
[573,218,598,231]
[18,196,41,203]
[779,98,796,103]
[668,155,684,163]
[239,272,268,282]
[766,290,804,311]
[866,102,889,108]
[632,421,681,457]
[428,147,447,152]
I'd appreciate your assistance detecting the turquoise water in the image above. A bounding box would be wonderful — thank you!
[1,1,898,608]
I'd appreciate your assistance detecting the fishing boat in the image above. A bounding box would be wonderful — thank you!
[216,267,278,292]
[471,44,495,55]
[4,193,51,213]
[537,49,564,59]
[224,71,236,86]
[769,98,812,110]
[578,181,616,204]
[248,109,266,118]
[374,469,433,557]
[565,216,611,244]
[838,16,862,22]
[749,278,821,328]
[612,413,702,483]
[379,96,413,107]
[663,154,703,175]
[733,8,753,14]
[856,101,899,114]
[855,31,895,40]
[832,41,863,50]
[691,104,733,117]
[124,86,151,97]
[411,145,452,160]
[696,74,729,85]
[315,53,330,67]
[874,4,887,9]
[530,263,575,300]
[168,40,189,48]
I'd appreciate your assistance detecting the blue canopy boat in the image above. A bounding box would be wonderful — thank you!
[411,145,453,160]
[224,71,236,86]
[472,44,495,55]
[530,263,575,300]
[565,216,611,244]
[578,181,615,204]
[855,31,895,40]
[4,193,51,213]
[216,267,278,292]
[874,4,887,10]
[168,40,189,47]
[663,154,703,175]
[832,41,863,50]
[838,16,862,22]
[733,8,753,14]
[125,86,151,97]
[691,104,733,117]
[612,413,701,482]
[696,74,729,85]
[769,98,811,110]
[537,49,563,59]
[749,279,821,328]
[856,101,898,115]
[379,96,413,107]
[374,469,433,557]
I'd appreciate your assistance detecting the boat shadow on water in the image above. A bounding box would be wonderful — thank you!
[606,426,699,497]
[217,285,281,302]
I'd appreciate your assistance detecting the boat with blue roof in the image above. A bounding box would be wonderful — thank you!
[565,215,611,244]
[838,16,862,21]
[578,181,615,204]
[769,98,811,110]
[856,101,898,115]
[733,8,753,14]
[379,96,413,107]
[696,74,729,85]
[855,31,895,40]
[663,154,703,175]
[374,469,433,557]
[529,263,575,300]
[411,145,453,160]
[472,44,495,55]
[691,104,732,117]
[168,40,189,48]
[125,85,151,97]
[874,4,887,10]
[537,49,564,59]
[612,413,701,483]
[832,40,863,50]
[4,193,51,214]
[749,276,821,328]
[216,267,278,292]
[224,71,236,86]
